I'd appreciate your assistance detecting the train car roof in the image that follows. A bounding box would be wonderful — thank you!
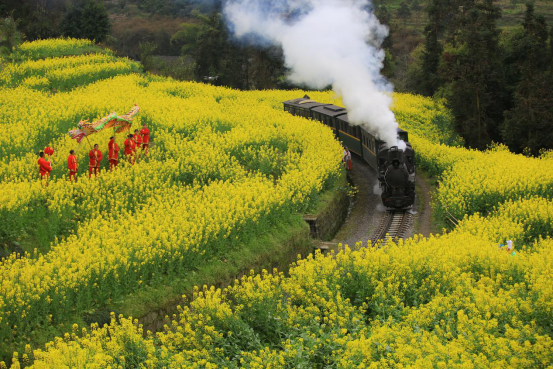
[336,114,351,123]
[311,104,347,117]
[283,98,329,110]
[337,115,408,138]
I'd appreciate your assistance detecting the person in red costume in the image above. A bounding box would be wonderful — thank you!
[108,136,119,171]
[133,129,143,161]
[88,144,103,178]
[140,123,150,156]
[68,149,78,182]
[124,134,136,165]
[38,151,52,187]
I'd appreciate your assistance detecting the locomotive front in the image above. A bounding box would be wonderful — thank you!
[377,141,415,209]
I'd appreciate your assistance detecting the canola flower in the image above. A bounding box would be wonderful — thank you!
[0,53,140,90]
[3,39,553,367]
[9,38,106,61]
[15,231,553,368]
[0,41,343,354]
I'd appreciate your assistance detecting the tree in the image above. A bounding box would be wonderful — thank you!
[138,41,157,71]
[503,72,553,155]
[0,0,63,41]
[0,16,23,55]
[502,4,552,154]
[171,22,201,55]
[550,26,553,68]
[439,0,505,149]
[410,0,422,26]
[419,0,462,96]
[376,6,393,49]
[396,2,411,28]
[418,28,442,96]
[61,0,110,43]
[376,5,391,27]
[411,0,422,13]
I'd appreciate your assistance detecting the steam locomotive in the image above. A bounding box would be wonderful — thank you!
[283,96,415,209]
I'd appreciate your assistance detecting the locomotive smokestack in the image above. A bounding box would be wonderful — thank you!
[224,0,402,146]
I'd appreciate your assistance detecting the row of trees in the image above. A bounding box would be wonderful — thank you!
[412,1,553,153]
[170,13,285,89]
[0,0,110,46]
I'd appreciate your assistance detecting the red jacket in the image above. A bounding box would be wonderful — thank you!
[124,138,136,155]
[68,155,78,172]
[133,133,142,145]
[140,128,150,144]
[38,157,52,175]
[108,140,119,160]
[89,149,102,167]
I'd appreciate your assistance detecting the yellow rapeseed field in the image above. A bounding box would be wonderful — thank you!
[2,38,553,368]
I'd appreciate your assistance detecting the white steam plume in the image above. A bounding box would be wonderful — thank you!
[224,0,400,146]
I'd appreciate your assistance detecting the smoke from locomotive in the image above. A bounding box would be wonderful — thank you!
[224,0,402,147]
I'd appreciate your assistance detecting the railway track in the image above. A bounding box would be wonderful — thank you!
[370,210,412,247]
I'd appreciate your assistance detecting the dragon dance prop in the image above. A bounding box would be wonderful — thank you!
[69,104,140,143]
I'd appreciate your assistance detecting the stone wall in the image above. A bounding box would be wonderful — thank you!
[303,188,350,241]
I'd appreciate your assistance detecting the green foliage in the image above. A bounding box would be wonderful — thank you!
[61,0,111,43]
[138,40,157,71]
[0,16,23,55]
[501,4,553,155]
[396,1,412,26]
[439,0,506,149]
[171,22,201,55]
[419,27,442,96]
[190,12,285,89]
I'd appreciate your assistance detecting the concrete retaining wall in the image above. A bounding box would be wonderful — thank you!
[303,188,350,241]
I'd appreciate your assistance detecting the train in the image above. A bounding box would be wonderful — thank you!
[283,96,415,209]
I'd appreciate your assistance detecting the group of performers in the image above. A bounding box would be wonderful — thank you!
[38,123,150,185]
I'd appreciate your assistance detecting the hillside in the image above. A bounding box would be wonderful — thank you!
[1,39,553,368]
[381,0,553,30]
